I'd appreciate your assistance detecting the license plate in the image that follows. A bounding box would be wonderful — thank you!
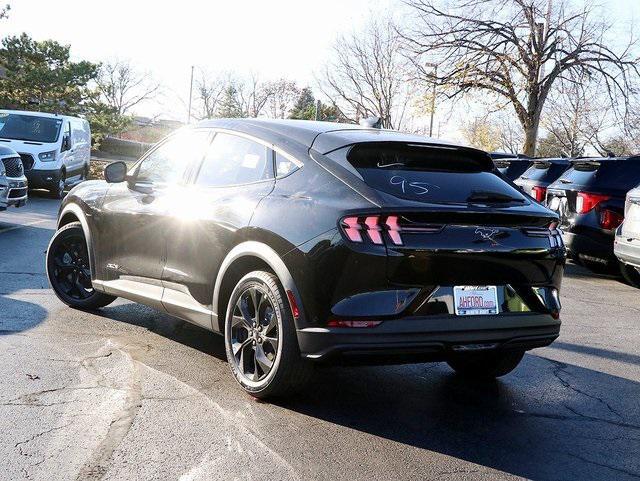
[453,286,498,316]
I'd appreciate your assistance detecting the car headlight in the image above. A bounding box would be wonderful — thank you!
[38,150,57,162]
[0,166,5,176]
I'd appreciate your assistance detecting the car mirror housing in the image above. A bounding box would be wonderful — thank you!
[104,161,127,183]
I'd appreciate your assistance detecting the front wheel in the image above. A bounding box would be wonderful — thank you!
[447,350,525,379]
[46,222,116,309]
[224,271,312,399]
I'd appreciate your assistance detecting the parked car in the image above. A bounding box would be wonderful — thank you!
[514,157,571,204]
[546,155,640,272]
[0,110,91,198]
[490,152,533,180]
[46,120,565,398]
[614,184,640,287]
[0,145,28,211]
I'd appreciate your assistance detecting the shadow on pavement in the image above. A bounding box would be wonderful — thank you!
[0,223,52,335]
[551,341,640,367]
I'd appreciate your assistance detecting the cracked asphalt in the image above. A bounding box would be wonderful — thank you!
[1,195,639,481]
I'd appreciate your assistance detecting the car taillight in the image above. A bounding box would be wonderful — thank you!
[576,192,611,214]
[531,186,546,202]
[599,209,624,230]
[340,215,403,245]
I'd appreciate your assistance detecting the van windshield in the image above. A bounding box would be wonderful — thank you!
[0,113,63,143]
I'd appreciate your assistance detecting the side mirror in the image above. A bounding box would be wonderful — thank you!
[104,161,127,183]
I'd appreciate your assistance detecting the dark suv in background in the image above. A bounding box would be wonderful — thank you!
[46,120,565,398]
[546,155,640,273]
[515,157,571,204]
[490,153,533,180]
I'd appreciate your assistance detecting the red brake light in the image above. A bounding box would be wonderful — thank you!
[576,192,611,214]
[531,186,547,202]
[364,216,383,244]
[599,209,624,230]
[340,215,403,246]
[341,217,362,242]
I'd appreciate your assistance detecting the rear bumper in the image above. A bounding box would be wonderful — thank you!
[298,313,560,363]
[615,235,640,268]
[562,230,615,264]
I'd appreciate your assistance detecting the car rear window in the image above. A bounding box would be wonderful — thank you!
[328,142,527,204]
[521,161,568,182]
[559,158,640,192]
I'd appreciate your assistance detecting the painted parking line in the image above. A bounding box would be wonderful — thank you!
[0,219,49,234]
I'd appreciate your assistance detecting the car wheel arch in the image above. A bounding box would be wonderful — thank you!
[213,241,304,333]
[57,203,97,282]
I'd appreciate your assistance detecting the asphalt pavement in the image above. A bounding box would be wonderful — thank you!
[1,194,639,481]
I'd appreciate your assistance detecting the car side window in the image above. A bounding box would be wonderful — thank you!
[136,130,211,185]
[196,132,273,187]
[275,151,300,177]
[62,121,71,151]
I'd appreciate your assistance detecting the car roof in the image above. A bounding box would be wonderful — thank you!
[194,118,469,155]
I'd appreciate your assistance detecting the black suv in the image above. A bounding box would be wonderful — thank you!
[46,120,565,398]
[490,153,533,180]
[514,157,571,204]
[546,156,640,271]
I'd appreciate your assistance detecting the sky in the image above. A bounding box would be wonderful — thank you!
[2,0,639,144]
[2,0,396,120]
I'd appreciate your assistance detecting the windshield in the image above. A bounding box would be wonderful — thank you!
[0,113,64,143]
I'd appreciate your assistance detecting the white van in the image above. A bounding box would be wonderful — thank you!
[0,110,91,198]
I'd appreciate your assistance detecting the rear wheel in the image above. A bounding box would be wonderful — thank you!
[620,261,640,288]
[46,222,116,309]
[447,350,525,379]
[50,170,66,199]
[224,270,312,399]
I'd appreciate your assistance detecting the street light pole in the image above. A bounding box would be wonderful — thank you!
[425,63,438,137]
[187,66,194,124]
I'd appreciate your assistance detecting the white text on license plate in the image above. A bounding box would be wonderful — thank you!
[454,286,498,316]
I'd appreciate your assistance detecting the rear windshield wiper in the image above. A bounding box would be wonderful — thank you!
[467,191,525,203]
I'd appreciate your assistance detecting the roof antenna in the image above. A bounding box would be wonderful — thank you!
[359,116,382,128]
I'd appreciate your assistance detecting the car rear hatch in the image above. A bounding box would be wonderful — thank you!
[546,157,640,232]
[515,159,570,203]
[493,158,533,180]
[328,142,562,291]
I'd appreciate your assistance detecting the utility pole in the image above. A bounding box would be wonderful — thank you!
[315,99,321,121]
[187,66,194,124]
[425,62,438,137]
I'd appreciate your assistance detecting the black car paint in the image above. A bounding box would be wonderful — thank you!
[546,156,640,266]
[57,119,565,362]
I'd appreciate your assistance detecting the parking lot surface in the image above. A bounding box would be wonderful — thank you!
[1,195,639,481]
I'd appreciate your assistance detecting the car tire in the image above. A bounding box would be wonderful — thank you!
[224,270,312,399]
[46,222,117,310]
[620,261,640,288]
[50,170,66,199]
[447,350,525,379]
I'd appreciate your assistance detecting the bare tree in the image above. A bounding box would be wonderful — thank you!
[319,19,413,129]
[96,59,161,116]
[265,79,300,119]
[193,71,226,120]
[541,73,610,157]
[401,0,639,155]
